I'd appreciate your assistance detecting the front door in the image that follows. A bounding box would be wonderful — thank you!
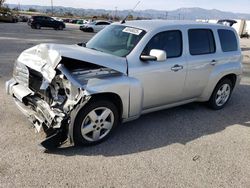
[130,30,187,110]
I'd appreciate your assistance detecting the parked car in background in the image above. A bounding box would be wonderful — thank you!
[18,15,30,22]
[62,18,70,23]
[76,19,84,24]
[0,11,18,23]
[28,16,66,30]
[80,20,111,32]
[70,19,79,24]
[240,33,249,39]
[6,20,242,149]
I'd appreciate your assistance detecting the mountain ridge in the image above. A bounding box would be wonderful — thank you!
[6,4,250,20]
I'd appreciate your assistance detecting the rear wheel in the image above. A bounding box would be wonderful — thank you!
[58,25,64,30]
[35,23,41,29]
[73,100,119,146]
[208,78,233,110]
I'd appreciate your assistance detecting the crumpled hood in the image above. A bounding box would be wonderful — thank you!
[17,43,128,82]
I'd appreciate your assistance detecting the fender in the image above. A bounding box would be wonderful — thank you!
[198,60,242,101]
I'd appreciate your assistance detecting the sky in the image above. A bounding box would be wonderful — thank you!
[5,0,250,14]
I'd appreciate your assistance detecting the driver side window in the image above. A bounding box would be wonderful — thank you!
[143,30,183,58]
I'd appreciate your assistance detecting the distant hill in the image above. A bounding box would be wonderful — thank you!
[6,4,250,20]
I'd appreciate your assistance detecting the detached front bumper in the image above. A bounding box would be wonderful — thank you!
[6,79,66,132]
[6,79,70,149]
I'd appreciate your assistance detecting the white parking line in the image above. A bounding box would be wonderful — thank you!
[0,36,56,42]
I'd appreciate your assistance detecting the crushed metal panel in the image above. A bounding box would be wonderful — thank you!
[12,84,34,102]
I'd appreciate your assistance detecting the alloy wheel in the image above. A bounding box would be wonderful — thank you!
[215,83,231,107]
[81,107,114,142]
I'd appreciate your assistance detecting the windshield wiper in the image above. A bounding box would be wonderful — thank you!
[89,47,104,53]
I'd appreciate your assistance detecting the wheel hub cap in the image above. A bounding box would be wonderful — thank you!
[81,107,114,142]
[215,84,231,107]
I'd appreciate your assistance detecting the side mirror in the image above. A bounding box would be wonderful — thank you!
[150,49,167,61]
[140,49,167,62]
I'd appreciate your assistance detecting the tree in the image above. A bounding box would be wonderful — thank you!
[127,14,133,20]
[12,7,19,11]
[28,8,37,12]
[65,12,73,17]
[0,0,5,8]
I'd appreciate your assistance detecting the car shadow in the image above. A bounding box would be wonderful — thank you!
[45,84,250,157]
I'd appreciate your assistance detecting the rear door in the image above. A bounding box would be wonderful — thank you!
[183,29,217,99]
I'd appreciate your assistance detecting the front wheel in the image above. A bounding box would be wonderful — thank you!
[73,100,119,146]
[87,28,94,32]
[208,78,233,110]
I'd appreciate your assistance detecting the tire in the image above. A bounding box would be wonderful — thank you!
[58,25,63,30]
[35,23,41,29]
[208,78,233,110]
[87,28,94,32]
[73,100,119,146]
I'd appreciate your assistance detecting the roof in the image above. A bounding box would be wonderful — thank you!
[115,19,228,32]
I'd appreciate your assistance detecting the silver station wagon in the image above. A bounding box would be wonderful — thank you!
[6,20,242,149]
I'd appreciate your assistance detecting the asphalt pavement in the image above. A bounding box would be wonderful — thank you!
[0,22,250,188]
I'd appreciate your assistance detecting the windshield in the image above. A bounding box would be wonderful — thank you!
[86,25,146,57]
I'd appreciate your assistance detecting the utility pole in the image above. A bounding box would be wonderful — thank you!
[114,6,117,20]
[18,0,21,11]
[51,0,54,16]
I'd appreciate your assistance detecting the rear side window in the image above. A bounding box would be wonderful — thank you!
[189,29,216,55]
[218,29,238,52]
[96,22,110,25]
[143,30,183,58]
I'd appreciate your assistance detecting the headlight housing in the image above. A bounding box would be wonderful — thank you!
[13,60,29,87]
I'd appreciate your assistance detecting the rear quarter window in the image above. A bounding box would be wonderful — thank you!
[218,29,238,52]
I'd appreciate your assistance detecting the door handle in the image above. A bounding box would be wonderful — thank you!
[171,65,183,72]
[210,60,217,65]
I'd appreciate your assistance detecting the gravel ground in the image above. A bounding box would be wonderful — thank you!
[0,22,250,188]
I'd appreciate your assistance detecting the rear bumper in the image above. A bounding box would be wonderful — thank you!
[235,74,242,87]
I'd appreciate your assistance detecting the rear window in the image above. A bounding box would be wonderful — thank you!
[188,29,216,55]
[218,29,238,52]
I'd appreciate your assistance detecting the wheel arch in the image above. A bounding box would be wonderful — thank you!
[198,73,239,102]
[89,92,123,120]
[68,92,123,144]
[219,74,237,89]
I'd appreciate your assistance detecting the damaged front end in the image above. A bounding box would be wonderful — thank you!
[7,60,91,149]
[6,44,124,149]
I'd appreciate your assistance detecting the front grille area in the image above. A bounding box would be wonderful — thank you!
[13,62,52,104]
[14,61,44,93]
